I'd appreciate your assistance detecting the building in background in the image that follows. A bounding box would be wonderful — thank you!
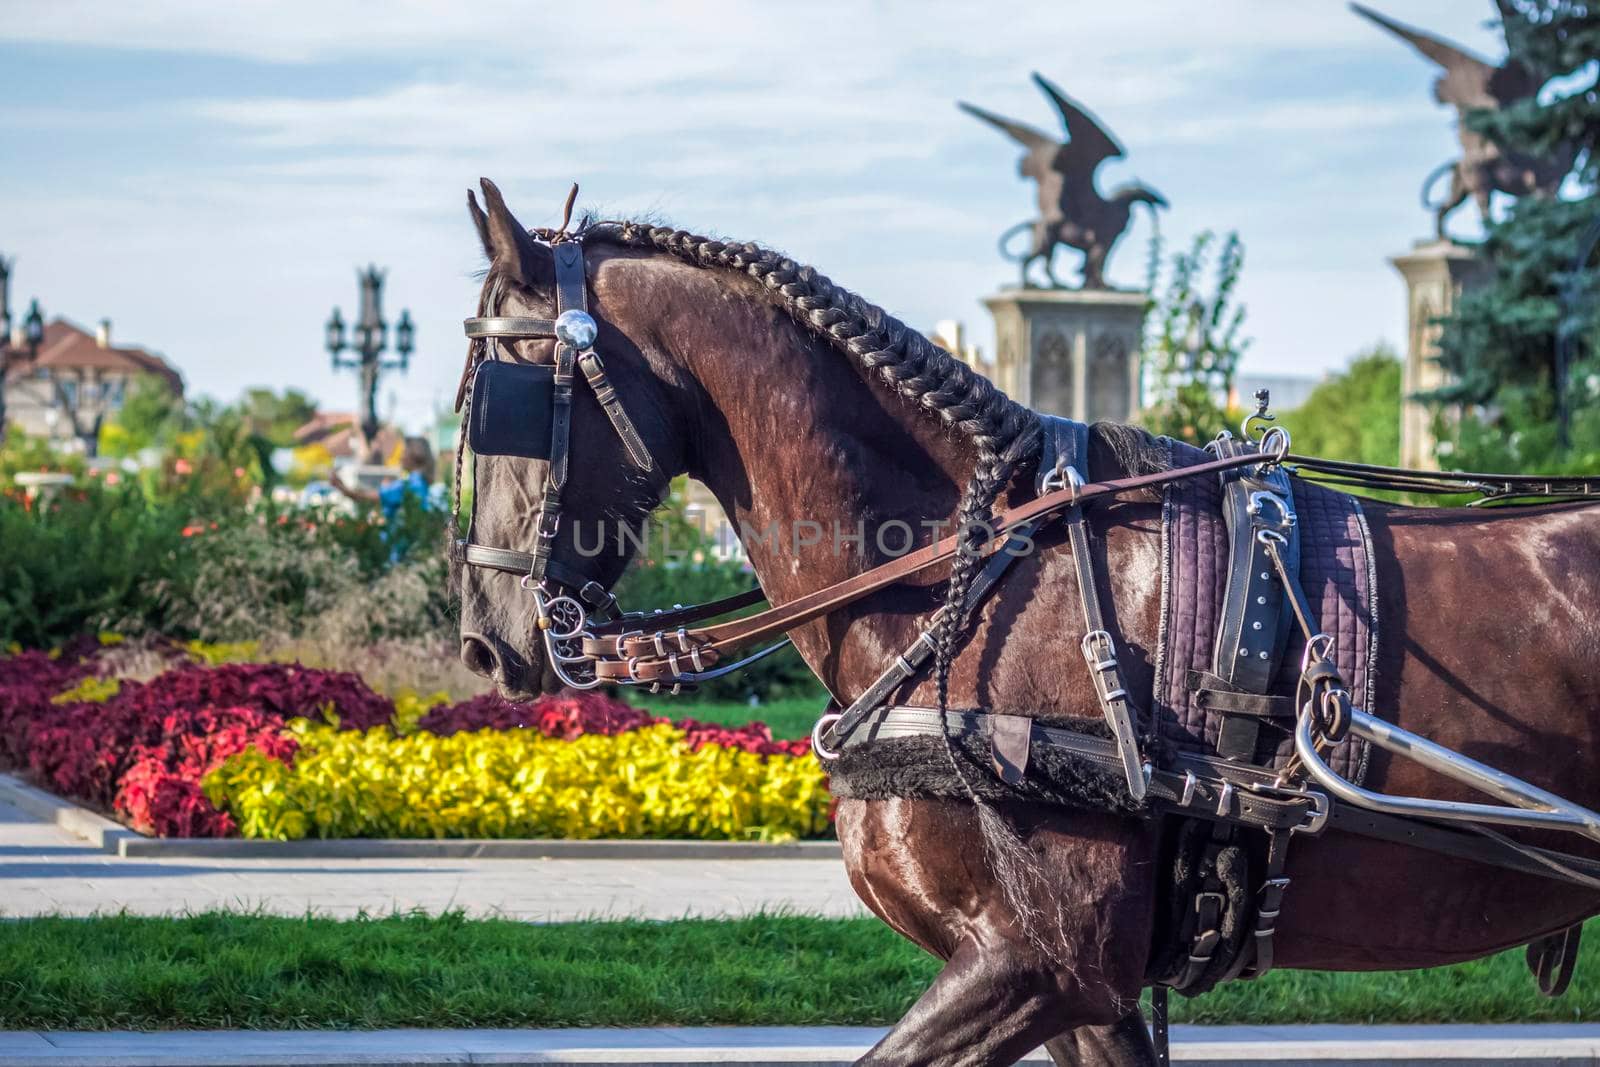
[292,411,403,465]
[3,318,182,450]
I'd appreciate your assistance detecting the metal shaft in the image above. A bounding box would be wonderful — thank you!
[1295,708,1600,843]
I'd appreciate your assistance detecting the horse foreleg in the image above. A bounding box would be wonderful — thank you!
[858,933,1075,1067]
[1043,1011,1156,1067]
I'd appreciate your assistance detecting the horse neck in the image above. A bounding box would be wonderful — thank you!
[656,275,972,627]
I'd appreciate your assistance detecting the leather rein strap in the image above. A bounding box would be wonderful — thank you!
[585,447,1276,684]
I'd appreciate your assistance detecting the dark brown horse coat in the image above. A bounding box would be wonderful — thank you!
[455,181,1600,1066]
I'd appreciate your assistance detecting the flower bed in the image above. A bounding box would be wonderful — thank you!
[0,642,828,841]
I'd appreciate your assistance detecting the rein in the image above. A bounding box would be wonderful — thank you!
[577,448,1277,685]
[1285,454,1600,505]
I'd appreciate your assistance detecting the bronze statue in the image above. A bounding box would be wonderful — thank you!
[960,72,1166,289]
[1352,2,1575,238]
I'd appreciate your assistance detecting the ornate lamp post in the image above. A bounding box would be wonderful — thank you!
[325,265,414,448]
[0,255,47,436]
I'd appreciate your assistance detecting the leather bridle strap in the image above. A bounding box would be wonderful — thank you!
[465,317,557,339]
[587,449,1275,683]
[453,535,767,627]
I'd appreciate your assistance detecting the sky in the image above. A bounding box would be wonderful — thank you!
[0,1,1516,432]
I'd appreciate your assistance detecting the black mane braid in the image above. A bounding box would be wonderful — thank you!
[585,220,1042,717]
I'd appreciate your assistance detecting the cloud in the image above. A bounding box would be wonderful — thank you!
[0,0,1513,430]
[2,1,1508,66]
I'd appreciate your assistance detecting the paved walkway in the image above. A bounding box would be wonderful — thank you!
[4,1024,1600,1065]
[0,798,864,920]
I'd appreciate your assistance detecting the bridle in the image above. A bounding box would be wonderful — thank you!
[453,228,786,693]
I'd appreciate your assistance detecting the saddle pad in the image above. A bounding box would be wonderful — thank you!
[1155,440,1379,782]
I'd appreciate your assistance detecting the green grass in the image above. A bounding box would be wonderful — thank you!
[1,912,1597,1030]
[628,694,825,739]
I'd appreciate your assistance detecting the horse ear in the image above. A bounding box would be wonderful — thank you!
[467,189,491,256]
[475,177,552,290]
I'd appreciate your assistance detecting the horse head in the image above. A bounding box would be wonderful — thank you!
[454,179,686,697]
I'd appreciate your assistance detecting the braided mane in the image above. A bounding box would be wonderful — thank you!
[580,219,1042,713]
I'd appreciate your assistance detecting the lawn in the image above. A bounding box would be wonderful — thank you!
[628,693,825,740]
[0,912,1594,1030]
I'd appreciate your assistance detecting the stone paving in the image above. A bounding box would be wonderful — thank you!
[0,798,865,921]
[5,1024,1600,1065]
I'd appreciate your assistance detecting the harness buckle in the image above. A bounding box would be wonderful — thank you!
[1080,629,1118,672]
[1243,780,1333,836]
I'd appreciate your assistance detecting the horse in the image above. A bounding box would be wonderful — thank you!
[452,178,1600,1066]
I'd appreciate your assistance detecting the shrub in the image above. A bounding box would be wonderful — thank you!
[0,485,197,649]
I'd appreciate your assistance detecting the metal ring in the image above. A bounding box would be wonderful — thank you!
[810,711,844,761]
[1300,632,1334,674]
[1258,425,1291,465]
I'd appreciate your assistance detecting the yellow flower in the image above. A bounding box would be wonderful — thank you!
[184,640,260,665]
[51,676,121,704]
[203,721,831,843]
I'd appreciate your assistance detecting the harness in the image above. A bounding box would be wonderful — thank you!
[455,231,1600,1059]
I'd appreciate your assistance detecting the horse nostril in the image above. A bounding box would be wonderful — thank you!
[460,635,502,678]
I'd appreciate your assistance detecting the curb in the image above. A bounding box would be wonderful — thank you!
[0,774,842,862]
[2,1024,1598,1066]
[0,774,139,854]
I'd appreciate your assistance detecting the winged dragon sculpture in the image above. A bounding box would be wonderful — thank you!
[1352,2,1575,238]
[960,72,1166,290]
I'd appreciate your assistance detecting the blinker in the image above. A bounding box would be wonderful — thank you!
[468,359,556,459]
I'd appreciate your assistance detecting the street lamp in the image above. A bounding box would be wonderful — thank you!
[0,255,46,436]
[325,265,414,447]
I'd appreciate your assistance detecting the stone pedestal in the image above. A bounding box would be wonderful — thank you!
[1389,239,1489,470]
[982,287,1146,421]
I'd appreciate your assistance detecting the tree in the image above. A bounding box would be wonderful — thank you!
[1278,346,1402,466]
[239,387,317,447]
[99,374,186,457]
[1431,1,1600,464]
[1139,231,1251,444]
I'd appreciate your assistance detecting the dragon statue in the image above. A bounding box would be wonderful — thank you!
[1353,1,1576,238]
[960,72,1166,289]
